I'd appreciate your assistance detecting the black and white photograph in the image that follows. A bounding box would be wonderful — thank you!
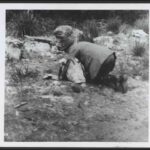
[4,5,149,144]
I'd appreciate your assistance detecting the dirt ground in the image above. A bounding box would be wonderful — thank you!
[5,44,149,142]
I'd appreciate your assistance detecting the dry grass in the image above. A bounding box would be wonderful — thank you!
[81,19,99,42]
[106,17,122,34]
[132,42,146,57]
[119,23,132,34]
[134,15,149,34]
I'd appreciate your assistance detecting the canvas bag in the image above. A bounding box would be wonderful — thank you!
[58,58,86,84]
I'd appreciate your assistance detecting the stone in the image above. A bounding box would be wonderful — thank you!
[53,88,63,96]
[80,83,86,88]
[93,36,114,47]
[24,38,51,57]
[6,38,23,60]
[52,81,61,86]
[71,84,82,93]
[60,96,74,104]
[107,31,114,36]
[40,95,57,102]
[43,74,58,80]
[128,29,149,49]
[129,29,148,38]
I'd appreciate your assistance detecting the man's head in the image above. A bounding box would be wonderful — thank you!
[53,25,75,51]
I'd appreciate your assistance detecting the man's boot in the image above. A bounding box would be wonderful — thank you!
[99,74,128,93]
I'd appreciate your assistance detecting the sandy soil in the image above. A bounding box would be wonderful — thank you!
[5,46,148,142]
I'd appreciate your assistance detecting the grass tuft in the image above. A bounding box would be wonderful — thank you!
[106,17,122,34]
[132,42,146,57]
[134,15,149,34]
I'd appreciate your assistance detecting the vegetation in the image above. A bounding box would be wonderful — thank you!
[134,14,149,34]
[132,42,146,57]
[106,17,122,34]
[5,10,149,142]
[6,10,148,38]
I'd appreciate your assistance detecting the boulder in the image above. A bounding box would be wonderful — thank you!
[93,36,114,48]
[128,29,149,49]
[6,37,24,60]
[93,34,128,51]
[24,40,50,56]
[129,29,148,38]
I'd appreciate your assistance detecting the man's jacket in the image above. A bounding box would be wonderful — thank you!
[65,41,113,81]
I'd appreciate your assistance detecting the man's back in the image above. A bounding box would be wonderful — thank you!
[67,41,113,80]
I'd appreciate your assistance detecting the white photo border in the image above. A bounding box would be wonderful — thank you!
[0,3,150,148]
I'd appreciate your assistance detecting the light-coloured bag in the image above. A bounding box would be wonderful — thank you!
[59,58,86,84]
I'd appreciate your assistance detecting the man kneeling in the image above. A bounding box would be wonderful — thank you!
[54,25,128,93]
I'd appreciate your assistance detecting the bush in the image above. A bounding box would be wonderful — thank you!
[119,23,132,34]
[6,11,55,37]
[10,61,39,84]
[81,19,99,42]
[132,42,146,57]
[134,15,149,34]
[106,17,122,34]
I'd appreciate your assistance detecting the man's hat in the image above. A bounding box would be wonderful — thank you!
[53,25,73,38]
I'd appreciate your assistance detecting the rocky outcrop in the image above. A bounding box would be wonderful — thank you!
[6,37,24,60]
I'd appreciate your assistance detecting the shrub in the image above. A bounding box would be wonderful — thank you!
[134,15,149,34]
[106,17,122,34]
[10,61,39,84]
[6,11,55,37]
[119,23,132,34]
[81,19,99,42]
[132,42,146,57]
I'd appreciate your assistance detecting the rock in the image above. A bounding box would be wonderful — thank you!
[43,74,58,80]
[52,81,61,86]
[53,87,63,96]
[107,31,114,36]
[41,87,51,95]
[83,100,89,106]
[93,36,114,48]
[128,29,148,49]
[129,29,148,38]
[60,96,74,104]
[135,76,141,80]
[15,110,20,116]
[6,38,24,60]
[80,83,86,88]
[40,95,57,102]
[71,84,82,93]
[24,39,51,56]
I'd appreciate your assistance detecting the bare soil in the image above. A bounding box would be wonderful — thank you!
[5,41,148,142]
